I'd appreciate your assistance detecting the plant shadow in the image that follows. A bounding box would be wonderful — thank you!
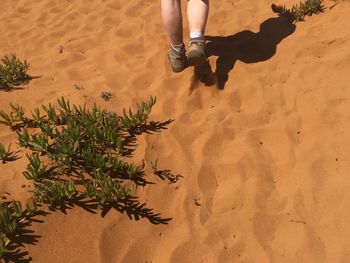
[0,76,41,92]
[1,210,48,263]
[206,17,296,89]
[121,119,174,157]
[1,150,21,163]
[55,195,172,225]
[101,196,172,225]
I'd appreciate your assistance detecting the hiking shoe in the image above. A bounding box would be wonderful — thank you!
[167,45,187,73]
[194,59,215,86]
[187,38,207,67]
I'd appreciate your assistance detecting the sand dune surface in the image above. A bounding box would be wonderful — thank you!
[1,0,350,262]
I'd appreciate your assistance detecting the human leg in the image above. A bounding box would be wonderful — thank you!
[187,0,209,36]
[187,0,213,83]
[187,0,209,66]
[161,0,184,45]
[161,0,187,72]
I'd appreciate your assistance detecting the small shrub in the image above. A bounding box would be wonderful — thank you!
[0,54,30,89]
[34,181,76,208]
[0,143,14,163]
[17,129,30,147]
[121,96,156,132]
[0,201,24,256]
[22,153,47,180]
[93,171,131,205]
[0,110,14,127]
[0,200,37,258]
[0,96,178,260]
[28,133,49,153]
[0,201,23,236]
[272,0,324,22]
[0,97,165,208]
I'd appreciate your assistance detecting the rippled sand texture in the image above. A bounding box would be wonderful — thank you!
[1,0,350,262]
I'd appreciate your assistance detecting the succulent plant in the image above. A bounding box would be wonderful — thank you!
[0,143,14,163]
[272,0,324,22]
[100,91,112,101]
[0,54,30,89]
[0,95,179,259]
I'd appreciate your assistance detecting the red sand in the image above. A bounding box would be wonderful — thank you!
[1,0,350,262]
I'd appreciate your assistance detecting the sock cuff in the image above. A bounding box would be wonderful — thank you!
[190,32,203,39]
[170,43,185,52]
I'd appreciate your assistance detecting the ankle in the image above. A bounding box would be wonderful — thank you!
[170,43,185,53]
[190,32,203,39]
[189,32,206,41]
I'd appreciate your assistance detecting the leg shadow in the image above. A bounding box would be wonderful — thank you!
[206,17,296,89]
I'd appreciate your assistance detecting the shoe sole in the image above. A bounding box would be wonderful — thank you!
[187,49,207,67]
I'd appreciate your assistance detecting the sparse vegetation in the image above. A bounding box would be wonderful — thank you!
[0,201,25,258]
[23,153,47,180]
[272,0,324,22]
[34,181,76,208]
[100,91,112,101]
[0,95,178,259]
[0,199,38,259]
[0,96,177,210]
[151,159,181,183]
[0,143,15,163]
[0,54,30,89]
[0,96,161,211]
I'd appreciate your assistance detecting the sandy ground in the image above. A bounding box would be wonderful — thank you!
[1,0,350,262]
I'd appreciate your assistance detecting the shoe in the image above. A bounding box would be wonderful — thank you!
[167,45,187,73]
[187,38,207,67]
[194,59,215,86]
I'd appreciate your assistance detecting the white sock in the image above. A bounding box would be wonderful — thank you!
[170,43,184,52]
[190,32,203,39]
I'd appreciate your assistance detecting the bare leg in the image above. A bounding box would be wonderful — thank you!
[187,0,209,35]
[161,0,183,45]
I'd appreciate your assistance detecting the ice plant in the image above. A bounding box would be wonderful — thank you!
[0,54,30,89]
[272,0,324,22]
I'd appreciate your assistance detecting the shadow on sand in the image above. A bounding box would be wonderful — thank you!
[206,17,296,89]
[0,76,40,92]
[1,210,48,263]
[54,195,172,225]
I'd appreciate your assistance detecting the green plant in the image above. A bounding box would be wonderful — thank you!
[17,129,30,147]
[272,0,324,22]
[0,54,30,89]
[42,103,60,124]
[28,133,49,153]
[121,96,156,132]
[151,159,180,183]
[0,199,37,259]
[0,97,157,204]
[10,103,26,123]
[23,153,47,180]
[0,201,23,236]
[93,171,131,205]
[0,201,24,257]
[0,96,177,259]
[0,110,14,127]
[34,181,76,208]
[25,199,37,215]
[1,96,176,210]
[0,104,30,129]
[0,143,14,163]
